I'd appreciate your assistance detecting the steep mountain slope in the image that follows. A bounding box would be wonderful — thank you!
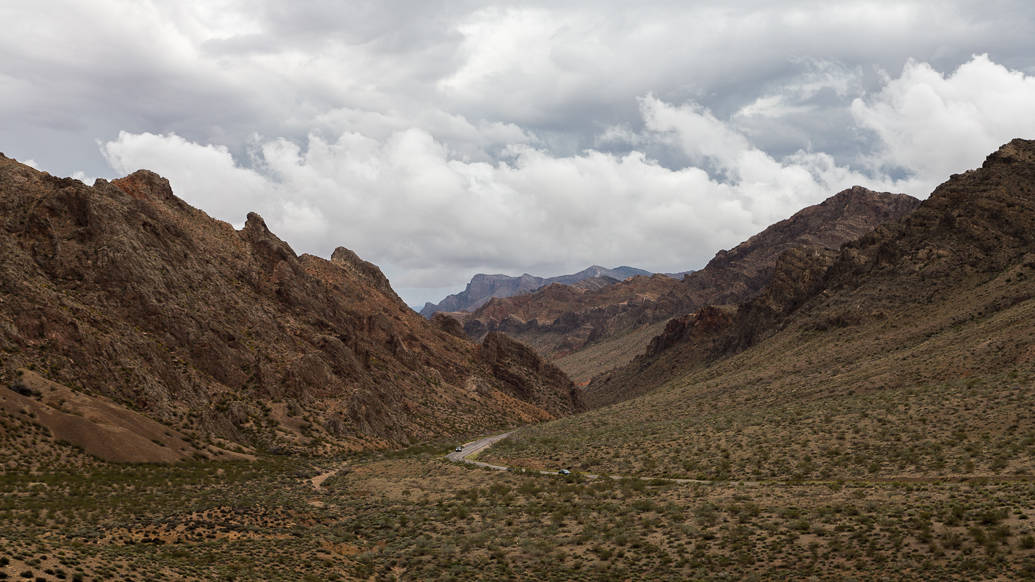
[589,139,1035,408]
[419,265,650,317]
[1,368,249,465]
[491,139,1035,481]
[456,187,919,382]
[0,155,581,458]
[671,185,921,309]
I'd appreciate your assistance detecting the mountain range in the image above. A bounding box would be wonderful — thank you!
[485,139,1035,507]
[448,185,920,383]
[583,137,1035,411]
[419,265,652,317]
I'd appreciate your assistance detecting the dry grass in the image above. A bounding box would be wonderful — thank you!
[3,264,1033,580]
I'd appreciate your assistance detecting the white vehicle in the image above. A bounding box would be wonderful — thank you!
[455,446,463,452]
[558,469,571,475]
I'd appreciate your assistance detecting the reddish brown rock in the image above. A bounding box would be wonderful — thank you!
[0,154,580,455]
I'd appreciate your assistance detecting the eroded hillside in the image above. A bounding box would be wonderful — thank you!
[0,155,581,459]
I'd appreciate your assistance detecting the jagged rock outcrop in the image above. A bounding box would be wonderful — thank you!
[430,312,468,339]
[329,246,404,304]
[0,154,581,455]
[673,186,921,309]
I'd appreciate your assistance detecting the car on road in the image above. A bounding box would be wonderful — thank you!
[455,446,463,452]
[558,469,571,475]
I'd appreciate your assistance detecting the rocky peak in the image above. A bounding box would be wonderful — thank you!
[111,170,176,204]
[244,211,272,233]
[330,246,400,302]
[985,138,1035,167]
[238,211,297,270]
[587,139,1035,409]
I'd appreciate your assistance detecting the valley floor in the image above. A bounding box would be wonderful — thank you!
[4,445,1035,580]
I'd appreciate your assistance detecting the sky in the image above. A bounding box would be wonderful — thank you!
[4,1,1035,307]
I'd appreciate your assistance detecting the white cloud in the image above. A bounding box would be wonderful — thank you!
[97,94,911,306]
[735,95,811,120]
[98,45,1035,307]
[851,54,1035,186]
[101,131,271,227]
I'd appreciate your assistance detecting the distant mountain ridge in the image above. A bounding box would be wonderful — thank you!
[419,265,651,317]
[447,186,920,382]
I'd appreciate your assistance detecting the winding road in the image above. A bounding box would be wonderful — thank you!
[446,431,747,485]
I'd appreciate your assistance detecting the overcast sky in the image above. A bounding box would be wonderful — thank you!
[4,1,1035,306]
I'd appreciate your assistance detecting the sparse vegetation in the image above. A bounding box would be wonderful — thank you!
[5,450,1035,580]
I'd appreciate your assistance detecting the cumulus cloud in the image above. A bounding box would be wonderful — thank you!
[97,50,1035,306]
[101,124,739,295]
[92,97,875,305]
[102,131,272,226]
[852,54,1035,186]
[5,1,1034,177]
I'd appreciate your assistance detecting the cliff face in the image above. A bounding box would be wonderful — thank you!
[479,332,584,414]
[0,155,580,455]
[421,273,547,316]
[587,139,1035,408]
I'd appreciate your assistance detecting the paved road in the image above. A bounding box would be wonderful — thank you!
[447,432,566,476]
[447,432,514,471]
